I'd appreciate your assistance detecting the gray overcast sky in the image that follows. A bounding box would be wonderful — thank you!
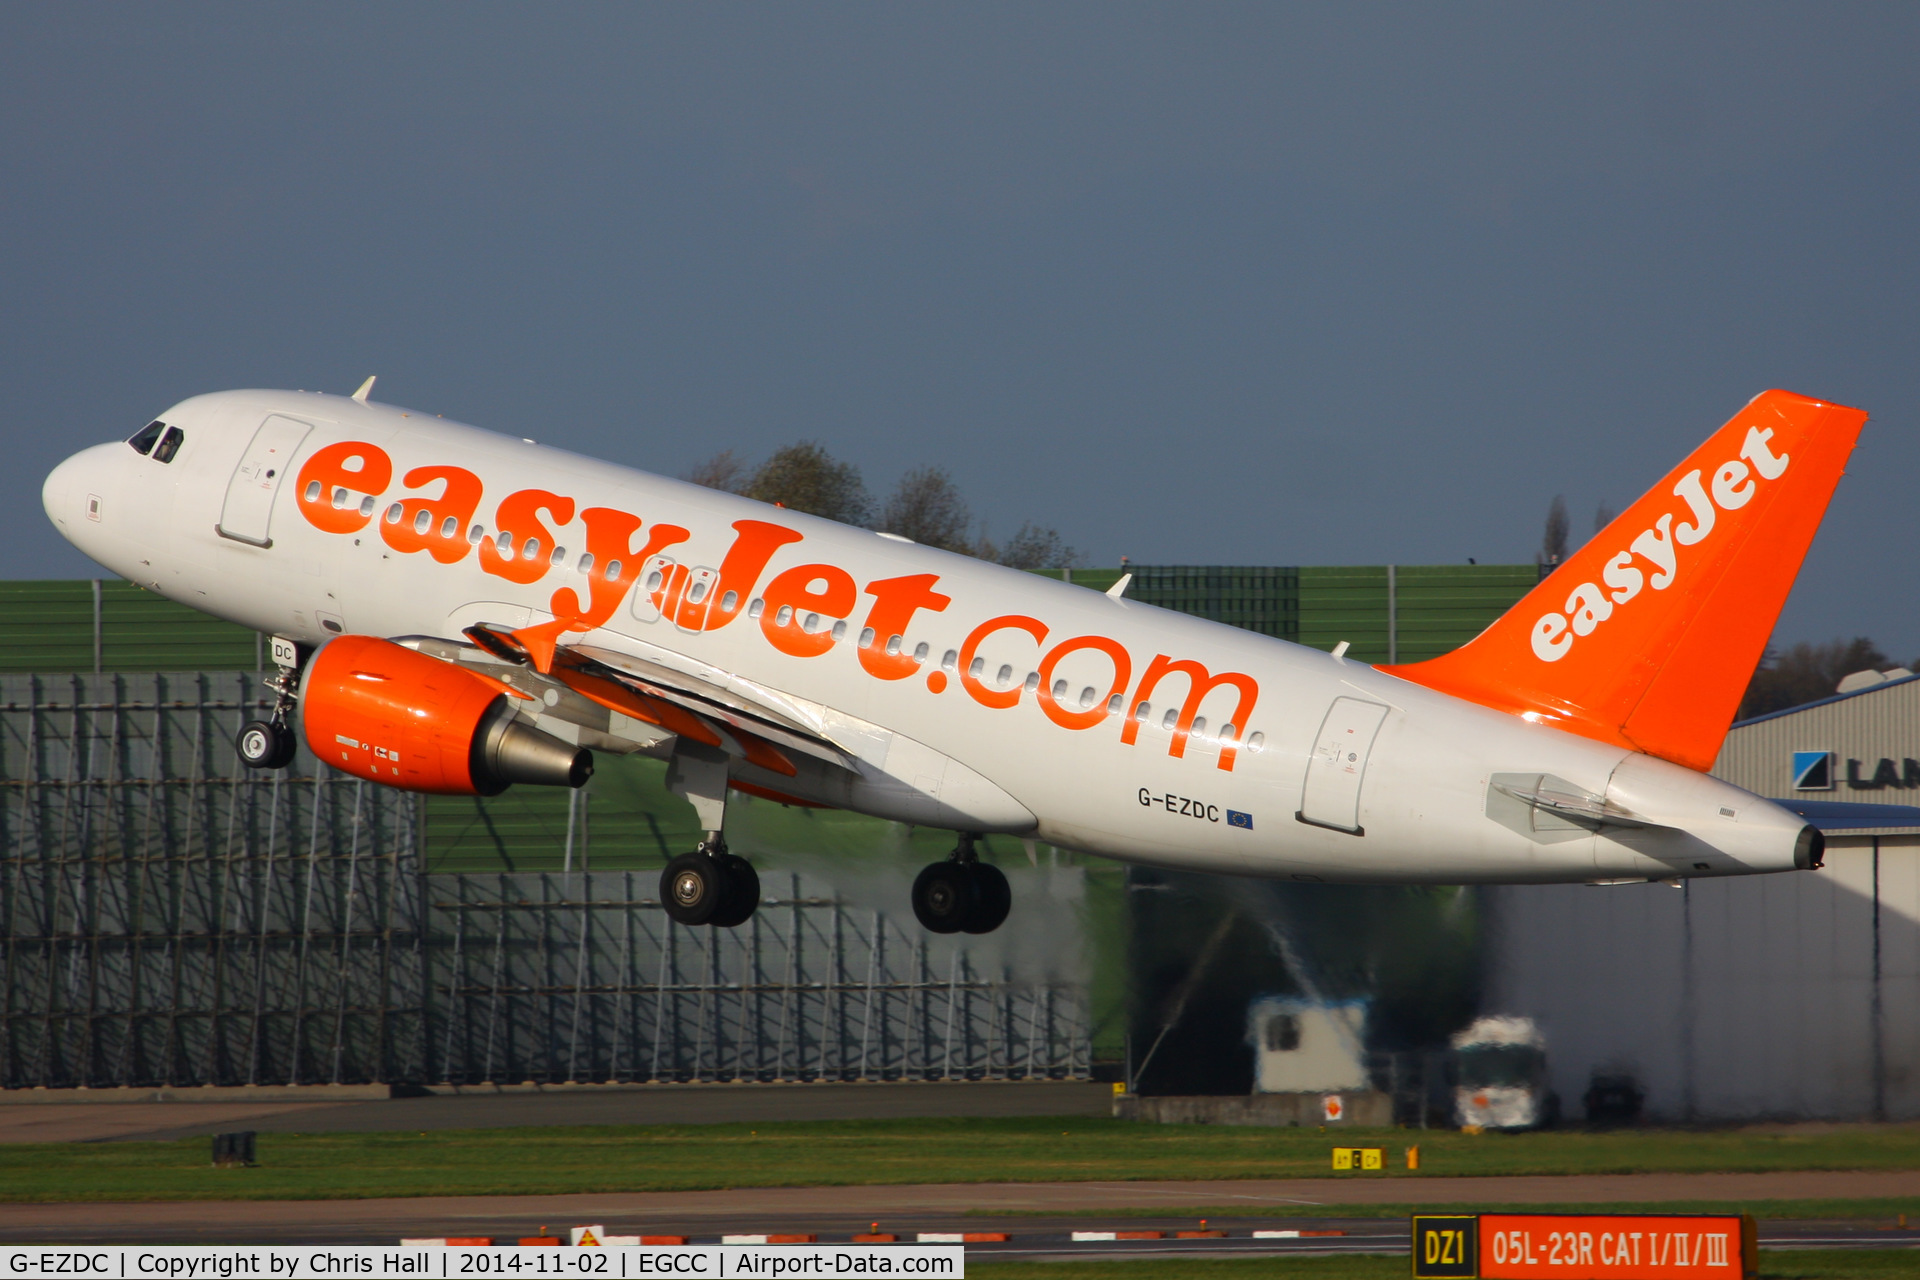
[6,4,1920,652]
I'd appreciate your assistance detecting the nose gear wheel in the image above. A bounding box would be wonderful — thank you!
[235,719,296,770]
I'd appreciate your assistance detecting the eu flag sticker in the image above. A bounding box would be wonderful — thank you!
[1792,750,1834,790]
[1227,810,1254,830]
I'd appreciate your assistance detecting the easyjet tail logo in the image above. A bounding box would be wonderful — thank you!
[1531,426,1790,663]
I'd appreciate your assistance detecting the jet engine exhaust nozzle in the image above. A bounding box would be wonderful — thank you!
[1795,824,1825,871]
[472,701,593,794]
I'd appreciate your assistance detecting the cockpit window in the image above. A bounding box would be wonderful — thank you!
[127,421,166,455]
[152,426,185,464]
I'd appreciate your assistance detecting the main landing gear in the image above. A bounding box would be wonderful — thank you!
[660,837,761,928]
[660,741,762,928]
[236,653,300,770]
[911,834,1010,935]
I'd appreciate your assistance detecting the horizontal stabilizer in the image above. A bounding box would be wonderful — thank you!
[1489,777,1669,831]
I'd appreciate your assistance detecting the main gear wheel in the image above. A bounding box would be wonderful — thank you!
[911,847,1011,935]
[660,844,760,928]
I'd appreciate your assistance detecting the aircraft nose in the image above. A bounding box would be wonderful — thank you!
[43,442,122,539]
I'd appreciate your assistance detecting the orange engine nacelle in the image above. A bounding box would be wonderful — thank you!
[299,635,592,796]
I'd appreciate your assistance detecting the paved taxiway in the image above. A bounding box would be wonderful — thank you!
[4,1172,1920,1251]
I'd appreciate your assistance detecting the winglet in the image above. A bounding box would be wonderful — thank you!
[1382,389,1867,771]
[351,376,376,404]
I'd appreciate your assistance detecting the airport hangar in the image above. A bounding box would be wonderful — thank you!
[0,565,1913,1124]
[1492,672,1920,1123]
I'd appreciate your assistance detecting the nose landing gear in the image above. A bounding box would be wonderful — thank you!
[912,834,1011,935]
[236,655,301,770]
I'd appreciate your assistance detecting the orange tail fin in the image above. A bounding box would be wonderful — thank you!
[1381,389,1867,771]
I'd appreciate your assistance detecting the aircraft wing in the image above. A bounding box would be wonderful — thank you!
[430,623,859,778]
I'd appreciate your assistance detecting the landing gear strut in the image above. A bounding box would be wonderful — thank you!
[236,655,300,770]
[660,742,761,928]
[912,834,1011,935]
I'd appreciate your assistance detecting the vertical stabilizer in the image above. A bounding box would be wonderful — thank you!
[1382,390,1867,770]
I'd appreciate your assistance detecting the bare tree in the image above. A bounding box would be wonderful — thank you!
[879,466,972,551]
[686,449,749,493]
[982,522,1079,571]
[1592,502,1616,538]
[1539,495,1569,568]
[742,441,872,526]
[1741,637,1899,719]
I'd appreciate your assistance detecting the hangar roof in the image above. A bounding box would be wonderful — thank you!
[1717,674,1920,835]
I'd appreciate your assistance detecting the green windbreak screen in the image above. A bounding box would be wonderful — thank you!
[0,580,260,673]
[1033,564,1530,659]
[1027,567,1129,594]
[1393,564,1537,663]
[1127,565,1299,639]
[1297,566,1389,658]
[1297,564,1535,663]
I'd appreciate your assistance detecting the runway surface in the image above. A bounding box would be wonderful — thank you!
[3,1172,1920,1252]
[0,1082,1115,1145]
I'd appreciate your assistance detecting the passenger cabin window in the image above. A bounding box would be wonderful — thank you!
[1265,1014,1301,1052]
[127,421,166,456]
[151,426,185,464]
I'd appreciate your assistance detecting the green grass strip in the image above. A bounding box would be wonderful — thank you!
[4,1117,1920,1203]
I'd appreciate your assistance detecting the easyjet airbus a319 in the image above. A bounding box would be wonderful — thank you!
[42,384,1864,933]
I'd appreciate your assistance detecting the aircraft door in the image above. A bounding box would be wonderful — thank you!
[217,415,312,547]
[674,566,720,632]
[1297,696,1390,834]
[630,555,680,623]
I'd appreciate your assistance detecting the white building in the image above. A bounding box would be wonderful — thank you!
[1246,997,1369,1094]
[1484,675,1920,1121]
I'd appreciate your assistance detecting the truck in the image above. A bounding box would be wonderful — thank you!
[1452,1015,1553,1129]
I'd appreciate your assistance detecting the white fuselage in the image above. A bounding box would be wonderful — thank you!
[43,389,1812,885]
